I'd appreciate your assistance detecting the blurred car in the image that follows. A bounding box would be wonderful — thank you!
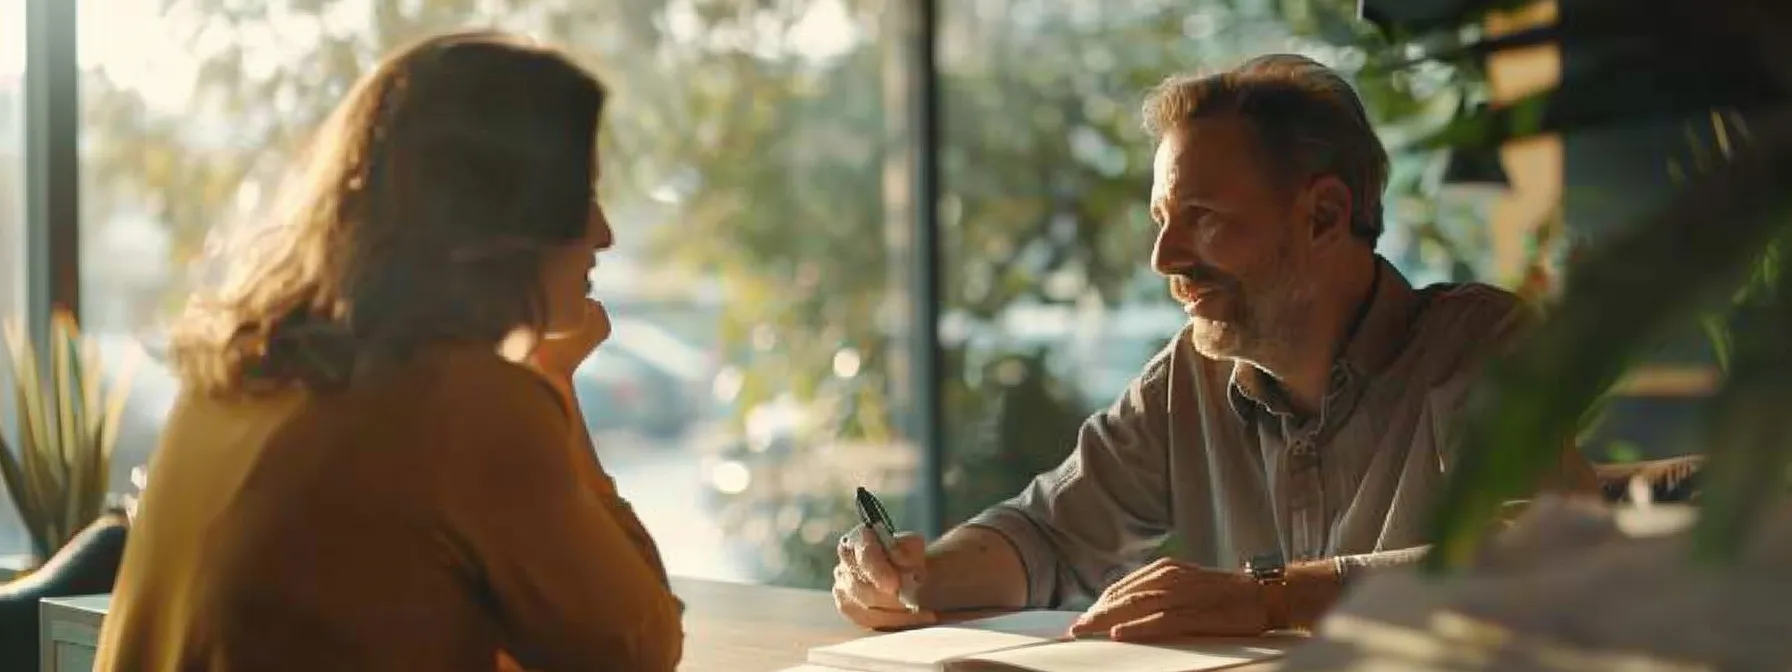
[695,392,805,512]
[571,348,692,439]
[570,316,715,441]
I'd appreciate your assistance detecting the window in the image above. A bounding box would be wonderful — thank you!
[68,0,1474,590]
[78,0,919,587]
[936,1,1281,522]
[0,0,25,557]
[935,1,1461,523]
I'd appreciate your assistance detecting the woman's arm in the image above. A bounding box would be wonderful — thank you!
[439,364,682,671]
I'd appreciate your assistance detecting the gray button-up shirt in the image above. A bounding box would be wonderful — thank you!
[966,258,1573,608]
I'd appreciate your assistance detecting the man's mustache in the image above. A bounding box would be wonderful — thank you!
[1168,265,1238,302]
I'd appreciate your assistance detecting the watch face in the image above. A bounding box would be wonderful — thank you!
[1247,552,1286,580]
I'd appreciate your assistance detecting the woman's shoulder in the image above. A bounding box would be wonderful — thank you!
[165,345,575,457]
[405,345,573,426]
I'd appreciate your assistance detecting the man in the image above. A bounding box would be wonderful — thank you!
[831,54,1597,640]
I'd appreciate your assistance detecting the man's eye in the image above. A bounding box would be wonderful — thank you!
[1188,208,1219,227]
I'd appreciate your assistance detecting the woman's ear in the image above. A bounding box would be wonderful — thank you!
[1306,176,1353,244]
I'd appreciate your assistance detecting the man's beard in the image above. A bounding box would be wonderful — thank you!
[1183,242,1313,366]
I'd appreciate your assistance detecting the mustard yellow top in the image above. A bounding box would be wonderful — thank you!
[94,345,685,671]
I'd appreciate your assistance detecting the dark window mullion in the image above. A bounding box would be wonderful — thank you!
[904,0,945,538]
[23,0,80,348]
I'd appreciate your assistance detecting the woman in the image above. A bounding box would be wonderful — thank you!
[94,31,683,671]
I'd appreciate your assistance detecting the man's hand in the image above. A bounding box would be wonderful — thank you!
[832,524,938,630]
[527,298,612,384]
[1068,558,1269,641]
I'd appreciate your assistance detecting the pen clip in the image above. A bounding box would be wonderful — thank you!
[856,486,892,528]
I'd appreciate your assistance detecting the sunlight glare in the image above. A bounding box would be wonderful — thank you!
[44,0,376,114]
[77,0,202,111]
[786,0,859,61]
[0,0,19,80]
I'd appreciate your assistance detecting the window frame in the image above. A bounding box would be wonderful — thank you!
[23,0,79,352]
[22,0,949,537]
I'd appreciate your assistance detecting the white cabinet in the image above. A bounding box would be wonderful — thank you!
[38,595,107,672]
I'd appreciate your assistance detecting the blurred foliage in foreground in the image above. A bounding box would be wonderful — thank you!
[1347,0,1792,572]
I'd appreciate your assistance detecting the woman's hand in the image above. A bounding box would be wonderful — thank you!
[528,298,611,384]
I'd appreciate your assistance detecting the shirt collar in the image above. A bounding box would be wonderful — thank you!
[1225,256,1418,423]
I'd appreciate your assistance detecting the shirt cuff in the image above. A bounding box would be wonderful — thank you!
[1334,545,1430,588]
[962,505,1059,609]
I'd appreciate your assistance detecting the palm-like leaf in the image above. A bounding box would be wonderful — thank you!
[1690,227,1792,564]
[1350,0,1792,573]
[1404,0,1792,573]
[0,311,137,559]
[1422,108,1792,571]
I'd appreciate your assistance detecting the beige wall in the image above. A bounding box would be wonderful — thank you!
[1482,1,1716,397]
[1484,1,1562,287]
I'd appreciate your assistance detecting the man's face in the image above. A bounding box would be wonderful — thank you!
[1149,115,1318,364]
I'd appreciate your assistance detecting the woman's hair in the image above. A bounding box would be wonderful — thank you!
[167,30,607,396]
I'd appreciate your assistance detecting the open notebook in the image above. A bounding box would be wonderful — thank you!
[803,611,1295,672]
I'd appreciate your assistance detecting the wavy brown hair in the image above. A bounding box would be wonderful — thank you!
[1142,54,1390,244]
[168,31,606,396]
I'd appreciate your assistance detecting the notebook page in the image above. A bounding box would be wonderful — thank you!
[947,637,1296,672]
[806,627,1051,672]
[946,610,1082,638]
[804,611,1081,672]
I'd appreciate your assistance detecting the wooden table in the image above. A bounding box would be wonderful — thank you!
[668,577,1283,671]
[671,577,864,670]
[37,579,865,672]
[41,578,1285,671]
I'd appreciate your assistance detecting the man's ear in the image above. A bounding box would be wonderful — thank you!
[1305,176,1353,244]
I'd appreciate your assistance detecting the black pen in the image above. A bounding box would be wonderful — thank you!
[854,486,922,612]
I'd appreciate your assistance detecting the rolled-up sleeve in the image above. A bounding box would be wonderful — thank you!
[963,351,1175,608]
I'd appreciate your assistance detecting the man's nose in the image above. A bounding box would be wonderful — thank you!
[1151,225,1192,277]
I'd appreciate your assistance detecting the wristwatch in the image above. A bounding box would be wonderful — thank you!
[1244,552,1290,632]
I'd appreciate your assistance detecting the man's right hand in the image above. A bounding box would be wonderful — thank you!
[832,524,938,630]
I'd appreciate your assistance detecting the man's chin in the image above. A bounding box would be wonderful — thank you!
[1186,319,1246,360]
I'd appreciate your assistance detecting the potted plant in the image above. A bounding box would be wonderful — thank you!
[1275,0,1792,668]
[0,310,137,573]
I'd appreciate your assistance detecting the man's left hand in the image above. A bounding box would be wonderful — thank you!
[1068,558,1269,641]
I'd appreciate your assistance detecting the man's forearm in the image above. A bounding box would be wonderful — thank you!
[1285,546,1427,630]
[914,525,1030,612]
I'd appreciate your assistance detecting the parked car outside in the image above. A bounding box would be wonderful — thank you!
[570,316,716,442]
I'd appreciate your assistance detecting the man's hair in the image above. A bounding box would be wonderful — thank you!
[1141,54,1389,243]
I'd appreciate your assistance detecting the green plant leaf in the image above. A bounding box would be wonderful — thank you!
[1,314,135,557]
[1603,440,1643,464]
[1691,224,1792,564]
[6,319,57,556]
[1699,314,1735,373]
[1422,109,1792,573]
[54,313,80,511]
[0,419,37,554]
